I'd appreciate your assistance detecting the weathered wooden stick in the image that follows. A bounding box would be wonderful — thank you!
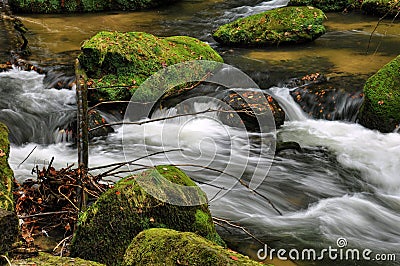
[75,59,89,211]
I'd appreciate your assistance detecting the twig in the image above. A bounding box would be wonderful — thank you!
[58,186,80,211]
[88,149,182,172]
[18,210,71,219]
[88,108,220,132]
[174,164,282,215]
[212,216,266,246]
[53,235,72,252]
[44,157,54,179]
[0,255,12,266]
[88,108,248,132]
[366,1,400,54]
[18,145,37,168]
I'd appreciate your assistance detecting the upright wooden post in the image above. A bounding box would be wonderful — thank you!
[75,59,89,211]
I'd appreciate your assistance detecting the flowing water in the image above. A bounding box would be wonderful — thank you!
[1,0,400,265]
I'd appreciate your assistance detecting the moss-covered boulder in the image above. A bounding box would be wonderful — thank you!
[361,0,400,17]
[70,165,224,265]
[78,31,223,103]
[122,228,261,266]
[288,0,361,12]
[357,55,400,132]
[0,123,14,212]
[0,208,18,257]
[11,252,105,265]
[212,6,326,47]
[9,0,179,13]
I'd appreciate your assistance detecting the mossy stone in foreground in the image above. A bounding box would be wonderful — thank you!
[358,55,400,133]
[123,228,262,266]
[70,165,224,265]
[0,123,14,212]
[361,0,400,17]
[212,6,326,47]
[78,31,223,102]
[0,209,18,256]
[12,252,105,265]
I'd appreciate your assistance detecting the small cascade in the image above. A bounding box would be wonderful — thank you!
[54,128,74,143]
[221,0,290,22]
[290,86,364,122]
[0,68,76,144]
[268,86,308,121]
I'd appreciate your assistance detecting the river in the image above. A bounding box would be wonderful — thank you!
[1,0,400,265]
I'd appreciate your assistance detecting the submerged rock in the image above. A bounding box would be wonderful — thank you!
[361,0,400,17]
[12,252,105,265]
[9,0,179,13]
[212,6,326,47]
[122,228,261,266]
[276,141,302,154]
[0,123,14,212]
[220,90,285,130]
[78,31,223,103]
[358,55,400,133]
[70,165,224,265]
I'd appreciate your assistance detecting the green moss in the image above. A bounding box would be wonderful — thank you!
[194,209,225,246]
[0,123,14,212]
[122,228,263,266]
[212,6,326,47]
[358,55,400,132]
[79,31,223,102]
[12,252,105,265]
[361,0,400,17]
[288,0,361,12]
[70,165,224,265]
[0,209,19,256]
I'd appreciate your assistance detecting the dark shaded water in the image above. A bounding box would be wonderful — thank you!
[1,1,400,265]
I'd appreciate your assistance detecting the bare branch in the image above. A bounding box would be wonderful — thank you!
[88,149,183,172]
[212,216,266,246]
[366,1,400,54]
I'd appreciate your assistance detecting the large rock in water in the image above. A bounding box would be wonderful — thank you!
[0,123,14,212]
[78,31,223,103]
[358,55,400,133]
[212,6,326,47]
[70,165,224,265]
[9,0,179,13]
[122,228,261,266]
